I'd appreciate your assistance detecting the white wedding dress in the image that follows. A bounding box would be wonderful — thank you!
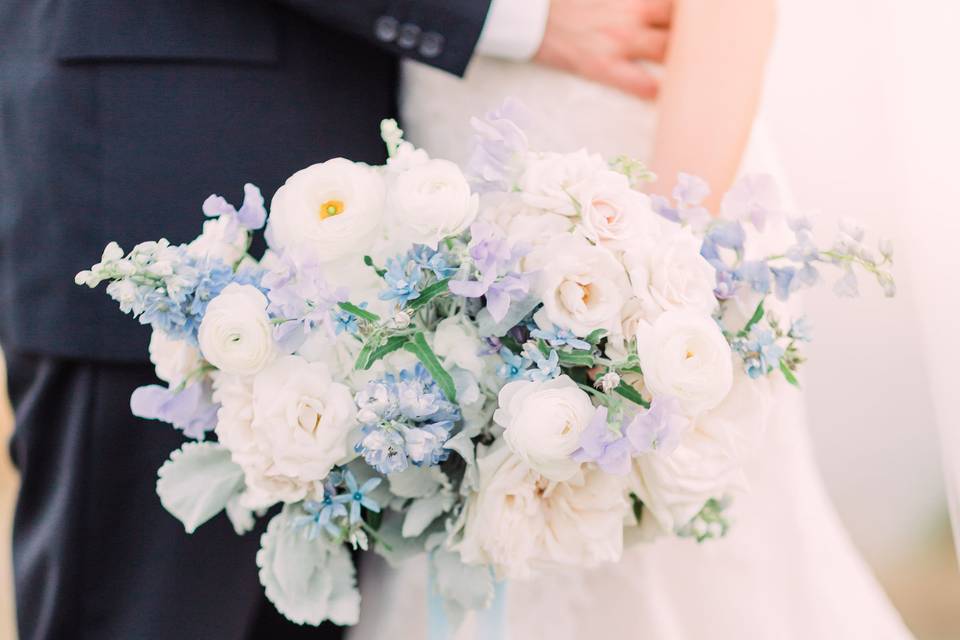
[348,58,914,640]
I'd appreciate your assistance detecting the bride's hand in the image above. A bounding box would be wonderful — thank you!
[534,0,672,98]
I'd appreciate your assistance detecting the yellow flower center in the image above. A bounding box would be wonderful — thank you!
[319,199,345,220]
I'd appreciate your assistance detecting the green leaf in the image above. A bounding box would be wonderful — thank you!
[614,381,651,408]
[338,301,380,323]
[403,332,457,403]
[406,278,451,311]
[779,360,800,387]
[584,328,608,345]
[556,350,597,367]
[738,299,765,337]
[366,335,410,368]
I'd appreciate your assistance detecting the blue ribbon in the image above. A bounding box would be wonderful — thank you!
[428,564,506,640]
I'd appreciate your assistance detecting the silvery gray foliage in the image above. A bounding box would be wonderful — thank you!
[155,441,244,534]
[256,507,360,626]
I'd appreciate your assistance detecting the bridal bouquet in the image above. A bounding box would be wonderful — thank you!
[77,103,895,627]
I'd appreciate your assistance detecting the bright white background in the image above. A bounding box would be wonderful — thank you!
[762,0,960,631]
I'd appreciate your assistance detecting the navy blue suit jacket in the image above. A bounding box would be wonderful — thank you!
[0,0,491,361]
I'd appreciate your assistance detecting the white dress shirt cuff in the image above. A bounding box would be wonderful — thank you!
[476,0,550,61]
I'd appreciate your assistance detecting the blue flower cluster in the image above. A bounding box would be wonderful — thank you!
[354,364,460,474]
[293,470,381,540]
[380,245,456,307]
[497,343,560,382]
[733,326,785,379]
[81,241,245,344]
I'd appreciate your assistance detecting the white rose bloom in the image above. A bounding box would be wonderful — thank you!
[528,235,631,337]
[250,355,356,484]
[187,215,247,265]
[389,158,478,248]
[212,373,313,507]
[575,172,661,251]
[198,284,275,377]
[478,193,571,254]
[266,158,385,261]
[635,310,733,417]
[493,375,595,481]
[624,227,718,319]
[149,329,203,387]
[630,368,772,535]
[457,443,630,580]
[519,149,607,215]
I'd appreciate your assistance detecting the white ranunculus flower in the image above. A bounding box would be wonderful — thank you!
[389,158,478,248]
[519,149,608,215]
[575,172,661,251]
[457,443,630,580]
[187,215,247,265]
[149,329,203,387]
[266,158,385,261]
[635,310,733,417]
[527,234,631,337]
[250,355,356,484]
[630,367,772,535]
[198,284,275,377]
[624,227,718,319]
[493,375,595,481]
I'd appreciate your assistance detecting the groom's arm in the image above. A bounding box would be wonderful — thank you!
[271,0,544,76]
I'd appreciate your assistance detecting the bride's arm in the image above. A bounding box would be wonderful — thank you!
[649,0,777,210]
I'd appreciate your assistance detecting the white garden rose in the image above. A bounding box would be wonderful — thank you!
[493,375,595,481]
[575,172,661,251]
[457,443,630,580]
[389,158,478,248]
[630,368,772,536]
[635,310,733,417]
[250,355,356,484]
[198,284,275,377]
[212,373,314,507]
[266,158,385,261]
[519,149,607,215]
[527,235,631,337]
[149,329,203,387]
[624,227,718,319]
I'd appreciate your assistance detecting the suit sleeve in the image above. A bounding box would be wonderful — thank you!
[270,0,493,76]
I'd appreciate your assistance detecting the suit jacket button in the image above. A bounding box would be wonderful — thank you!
[397,23,421,49]
[419,32,444,58]
[374,16,398,42]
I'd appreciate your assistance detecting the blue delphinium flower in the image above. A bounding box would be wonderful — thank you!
[354,364,460,475]
[706,220,746,251]
[202,183,267,231]
[380,256,423,305]
[357,426,409,474]
[333,471,382,526]
[530,323,591,351]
